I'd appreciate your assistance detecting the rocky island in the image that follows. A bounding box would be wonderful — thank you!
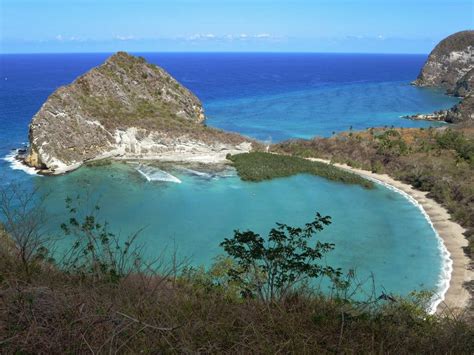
[24,52,254,174]
[408,30,474,123]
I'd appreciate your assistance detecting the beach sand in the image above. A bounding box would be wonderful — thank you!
[309,158,472,314]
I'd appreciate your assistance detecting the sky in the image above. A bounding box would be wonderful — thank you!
[1,0,473,54]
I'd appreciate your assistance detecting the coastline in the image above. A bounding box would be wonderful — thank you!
[309,158,472,314]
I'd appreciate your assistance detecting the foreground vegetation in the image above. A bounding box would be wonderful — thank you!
[0,188,473,353]
[227,152,374,188]
[1,262,473,353]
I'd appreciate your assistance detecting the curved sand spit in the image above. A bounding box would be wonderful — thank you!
[309,158,472,314]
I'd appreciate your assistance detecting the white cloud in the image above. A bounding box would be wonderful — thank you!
[115,35,135,41]
[55,35,84,42]
[184,33,276,41]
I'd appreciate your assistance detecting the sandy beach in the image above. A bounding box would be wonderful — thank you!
[309,158,472,314]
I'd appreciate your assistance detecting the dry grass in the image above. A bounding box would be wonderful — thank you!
[0,251,473,354]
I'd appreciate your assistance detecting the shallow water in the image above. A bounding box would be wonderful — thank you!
[34,163,442,298]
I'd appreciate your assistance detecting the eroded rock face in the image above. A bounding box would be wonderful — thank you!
[26,52,253,173]
[413,31,474,93]
[453,68,474,97]
[445,94,474,123]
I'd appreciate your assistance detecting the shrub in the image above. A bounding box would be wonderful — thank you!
[220,213,341,302]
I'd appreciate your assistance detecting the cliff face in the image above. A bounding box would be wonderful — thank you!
[413,31,474,93]
[410,31,474,124]
[453,68,474,97]
[25,52,253,173]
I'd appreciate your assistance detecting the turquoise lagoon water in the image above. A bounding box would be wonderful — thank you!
[0,53,458,304]
[34,162,444,302]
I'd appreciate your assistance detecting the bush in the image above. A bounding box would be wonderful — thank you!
[220,213,340,302]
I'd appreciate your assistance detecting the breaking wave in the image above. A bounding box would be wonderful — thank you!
[136,165,182,183]
[3,150,41,176]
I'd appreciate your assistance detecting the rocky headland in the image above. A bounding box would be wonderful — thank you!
[407,30,474,123]
[24,52,255,174]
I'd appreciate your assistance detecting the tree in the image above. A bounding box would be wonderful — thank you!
[220,213,341,302]
[0,183,52,276]
[60,196,144,282]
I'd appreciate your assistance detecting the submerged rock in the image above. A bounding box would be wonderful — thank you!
[25,52,253,174]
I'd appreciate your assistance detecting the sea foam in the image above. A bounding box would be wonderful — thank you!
[3,151,41,176]
[178,167,214,179]
[136,165,182,183]
[366,176,452,314]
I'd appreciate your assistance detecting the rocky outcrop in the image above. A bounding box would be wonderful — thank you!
[413,31,474,92]
[453,68,474,97]
[411,31,474,125]
[445,94,474,123]
[405,94,474,124]
[25,52,254,174]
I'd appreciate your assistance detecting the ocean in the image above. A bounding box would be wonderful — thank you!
[0,53,459,305]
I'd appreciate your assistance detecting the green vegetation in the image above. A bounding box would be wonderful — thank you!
[227,152,374,188]
[59,196,144,282]
[220,213,340,302]
[0,195,472,353]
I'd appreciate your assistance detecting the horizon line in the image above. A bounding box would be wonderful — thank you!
[0,50,429,56]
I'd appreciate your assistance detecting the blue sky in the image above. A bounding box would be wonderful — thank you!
[1,0,472,53]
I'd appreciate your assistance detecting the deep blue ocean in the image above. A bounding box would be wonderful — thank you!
[0,53,458,305]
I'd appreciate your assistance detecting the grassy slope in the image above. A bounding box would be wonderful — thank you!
[0,254,473,353]
[228,152,374,189]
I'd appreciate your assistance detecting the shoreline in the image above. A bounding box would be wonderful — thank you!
[309,158,472,314]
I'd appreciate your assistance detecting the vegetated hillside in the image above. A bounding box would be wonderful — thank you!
[25,52,254,173]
